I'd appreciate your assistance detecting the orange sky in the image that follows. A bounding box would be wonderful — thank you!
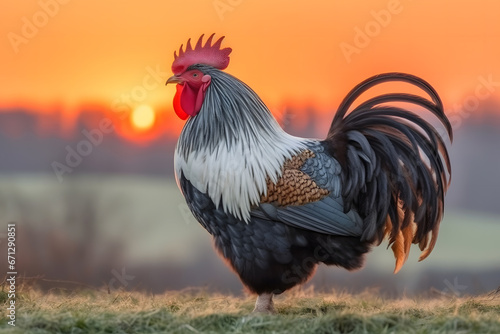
[1,0,499,137]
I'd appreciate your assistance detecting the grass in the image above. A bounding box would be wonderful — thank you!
[0,287,499,334]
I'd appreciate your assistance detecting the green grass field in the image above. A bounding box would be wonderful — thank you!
[1,287,499,334]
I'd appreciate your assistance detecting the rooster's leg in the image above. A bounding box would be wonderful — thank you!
[253,293,275,314]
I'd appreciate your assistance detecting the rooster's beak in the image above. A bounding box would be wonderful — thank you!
[166,75,183,85]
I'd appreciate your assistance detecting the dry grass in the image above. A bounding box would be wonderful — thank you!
[1,286,499,333]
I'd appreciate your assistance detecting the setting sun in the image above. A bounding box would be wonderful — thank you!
[131,105,156,130]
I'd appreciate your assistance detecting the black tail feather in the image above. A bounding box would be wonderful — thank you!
[325,73,452,265]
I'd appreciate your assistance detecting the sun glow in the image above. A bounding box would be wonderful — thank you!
[131,105,156,130]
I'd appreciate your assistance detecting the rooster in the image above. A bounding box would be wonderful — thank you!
[165,34,452,313]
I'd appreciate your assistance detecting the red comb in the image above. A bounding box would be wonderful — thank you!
[171,34,232,75]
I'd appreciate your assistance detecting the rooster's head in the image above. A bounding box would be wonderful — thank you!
[166,34,232,120]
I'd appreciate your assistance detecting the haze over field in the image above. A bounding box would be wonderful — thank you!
[1,107,499,295]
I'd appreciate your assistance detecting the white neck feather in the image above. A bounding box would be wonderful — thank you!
[175,124,308,221]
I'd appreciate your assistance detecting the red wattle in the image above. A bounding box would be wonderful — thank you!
[173,84,189,120]
[180,82,204,117]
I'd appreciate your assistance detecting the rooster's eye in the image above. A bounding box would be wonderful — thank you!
[192,73,198,78]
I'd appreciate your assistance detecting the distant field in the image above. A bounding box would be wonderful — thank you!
[3,174,500,268]
[2,174,500,297]
[1,288,499,334]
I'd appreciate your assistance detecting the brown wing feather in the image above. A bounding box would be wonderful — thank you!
[260,150,329,206]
